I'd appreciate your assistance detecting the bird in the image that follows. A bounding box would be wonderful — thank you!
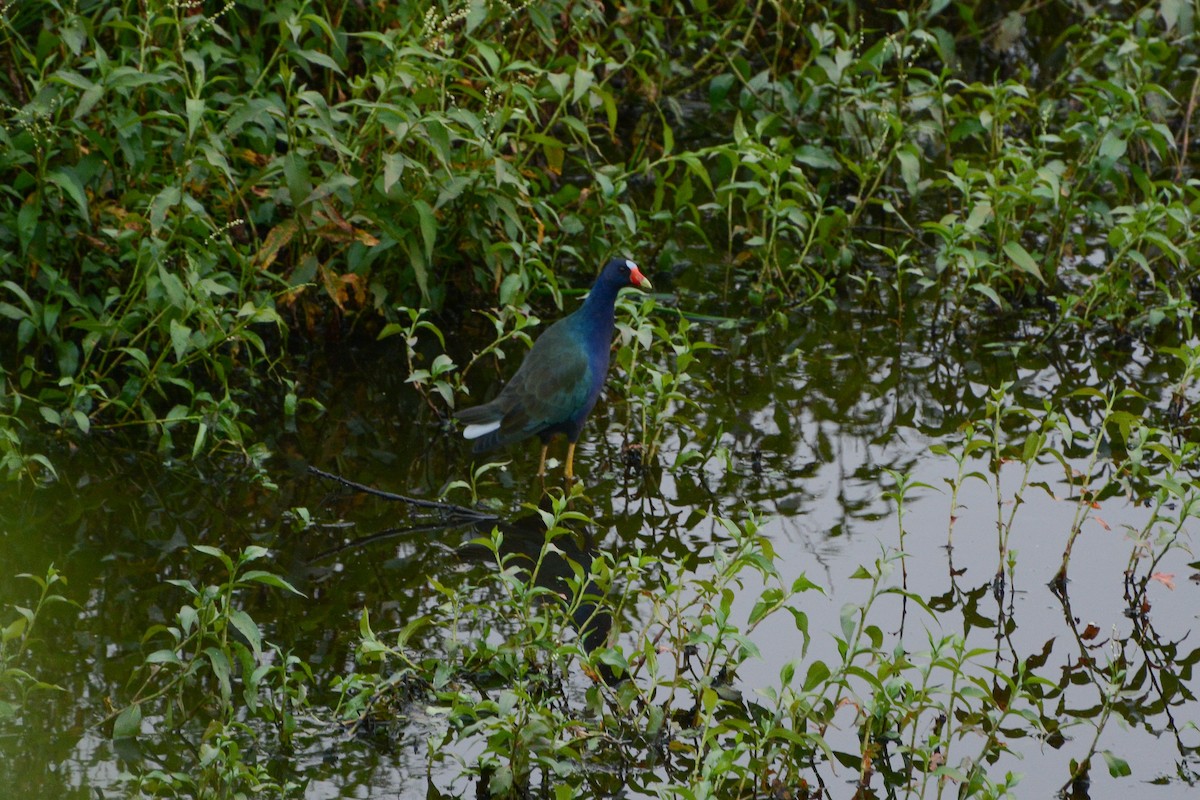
[456,257,652,480]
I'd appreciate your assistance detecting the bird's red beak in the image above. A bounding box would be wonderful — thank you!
[629,266,652,290]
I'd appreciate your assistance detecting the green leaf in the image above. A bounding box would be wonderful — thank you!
[1,282,36,317]
[240,570,306,597]
[601,90,618,131]
[964,201,992,232]
[1160,0,1184,30]
[359,607,375,639]
[206,647,232,703]
[709,73,735,106]
[422,118,451,163]
[896,145,920,194]
[169,319,191,362]
[112,703,142,739]
[229,609,263,656]
[546,72,569,99]
[1099,131,1127,161]
[191,421,208,459]
[413,199,436,261]
[377,322,406,341]
[572,64,594,103]
[107,67,172,89]
[192,544,234,572]
[1020,431,1042,462]
[732,113,749,145]
[185,97,205,140]
[1148,473,1188,499]
[3,616,27,643]
[178,605,197,634]
[791,573,823,594]
[17,197,41,256]
[396,615,431,648]
[283,154,312,209]
[839,603,858,641]
[1003,240,1045,283]
[803,659,831,691]
[971,282,1005,308]
[1102,750,1132,778]
[382,153,405,195]
[53,70,95,91]
[489,764,513,796]
[60,16,87,54]
[145,648,183,665]
[149,187,181,234]
[465,0,488,33]
[295,48,344,74]
[794,145,839,170]
[241,545,270,562]
[48,167,89,223]
[75,84,104,119]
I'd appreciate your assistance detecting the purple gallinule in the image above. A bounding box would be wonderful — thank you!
[456,257,652,479]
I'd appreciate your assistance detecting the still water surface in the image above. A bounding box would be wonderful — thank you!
[2,267,1198,797]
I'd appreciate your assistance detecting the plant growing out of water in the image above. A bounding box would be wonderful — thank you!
[929,420,991,550]
[328,495,1091,797]
[0,368,58,484]
[0,565,76,720]
[882,468,934,591]
[111,545,308,798]
[615,296,718,471]
[980,382,1064,596]
[379,306,459,413]
[440,458,514,510]
[935,380,1197,594]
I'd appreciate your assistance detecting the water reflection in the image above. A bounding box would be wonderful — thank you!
[2,296,1198,797]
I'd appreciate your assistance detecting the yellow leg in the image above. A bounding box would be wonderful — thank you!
[537,443,548,477]
[565,442,576,481]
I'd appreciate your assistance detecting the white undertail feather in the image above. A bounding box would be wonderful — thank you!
[462,421,501,440]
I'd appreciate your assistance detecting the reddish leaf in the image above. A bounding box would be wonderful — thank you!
[1149,572,1176,591]
[256,219,299,271]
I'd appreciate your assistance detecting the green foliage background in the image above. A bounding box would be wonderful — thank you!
[1,0,1197,480]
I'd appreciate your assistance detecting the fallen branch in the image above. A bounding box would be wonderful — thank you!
[307,465,499,522]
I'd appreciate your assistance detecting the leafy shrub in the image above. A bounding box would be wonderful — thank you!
[2,0,1197,481]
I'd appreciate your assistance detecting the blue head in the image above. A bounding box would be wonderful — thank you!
[593,257,652,294]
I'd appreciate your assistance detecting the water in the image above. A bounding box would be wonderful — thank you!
[2,268,1199,798]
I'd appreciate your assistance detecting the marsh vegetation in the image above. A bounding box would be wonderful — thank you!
[2,0,1199,797]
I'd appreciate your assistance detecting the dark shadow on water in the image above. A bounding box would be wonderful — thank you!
[304,468,620,686]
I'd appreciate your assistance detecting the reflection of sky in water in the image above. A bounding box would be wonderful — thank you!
[3,295,1198,798]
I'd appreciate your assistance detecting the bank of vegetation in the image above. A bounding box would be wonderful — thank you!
[3,2,1200,797]
[1,0,1195,481]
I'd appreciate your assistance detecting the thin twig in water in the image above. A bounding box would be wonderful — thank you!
[307,465,498,522]
[307,522,469,563]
